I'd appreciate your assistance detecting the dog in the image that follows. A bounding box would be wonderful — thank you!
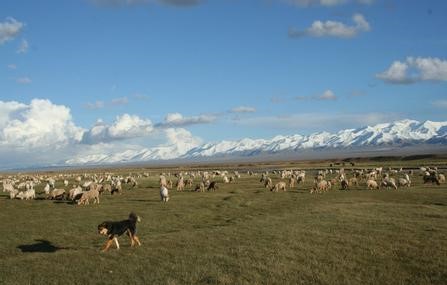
[97,212,141,252]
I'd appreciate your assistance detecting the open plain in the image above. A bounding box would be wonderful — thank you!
[1,157,446,285]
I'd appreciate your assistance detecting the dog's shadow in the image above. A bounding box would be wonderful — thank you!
[17,239,69,253]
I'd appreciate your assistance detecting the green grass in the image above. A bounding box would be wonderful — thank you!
[0,161,446,285]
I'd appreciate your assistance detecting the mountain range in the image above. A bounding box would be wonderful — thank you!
[65,119,447,166]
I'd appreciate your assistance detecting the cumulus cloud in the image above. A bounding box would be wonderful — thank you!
[0,99,84,149]
[377,57,447,84]
[81,114,153,144]
[17,39,28,53]
[164,128,202,154]
[289,13,370,39]
[0,17,24,45]
[284,0,374,6]
[16,77,32,84]
[229,106,256,113]
[156,112,216,128]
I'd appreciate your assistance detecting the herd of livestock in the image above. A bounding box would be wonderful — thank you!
[1,165,445,204]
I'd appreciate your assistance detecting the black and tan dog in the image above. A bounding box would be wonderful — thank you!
[97,212,142,252]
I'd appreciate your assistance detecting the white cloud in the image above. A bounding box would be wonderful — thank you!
[84,101,105,110]
[377,57,447,84]
[156,112,216,128]
[81,114,153,144]
[295,89,337,101]
[7,64,17,69]
[0,17,24,45]
[16,77,31,84]
[230,106,256,113]
[0,99,84,149]
[318,90,337,100]
[289,13,370,39]
[17,39,28,53]
[111,96,129,105]
[284,0,374,6]
[432,100,447,109]
[164,128,202,154]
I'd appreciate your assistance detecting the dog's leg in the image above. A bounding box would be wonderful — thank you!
[133,235,142,246]
[113,237,120,249]
[102,239,113,252]
[128,231,135,247]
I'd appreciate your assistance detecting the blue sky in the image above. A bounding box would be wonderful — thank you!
[0,0,446,167]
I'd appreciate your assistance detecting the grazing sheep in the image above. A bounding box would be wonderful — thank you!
[102,184,112,194]
[207,181,218,192]
[398,175,411,188]
[349,177,358,186]
[367,180,379,190]
[49,188,66,200]
[44,183,51,195]
[22,189,35,200]
[381,177,398,190]
[289,177,295,188]
[271,181,287,192]
[264,177,273,189]
[68,186,83,201]
[9,189,19,199]
[78,189,100,205]
[311,180,328,194]
[438,174,445,184]
[195,182,205,192]
[111,183,122,195]
[160,186,169,202]
[340,179,349,190]
[176,177,185,191]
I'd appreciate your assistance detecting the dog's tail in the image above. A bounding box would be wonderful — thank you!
[129,212,141,223]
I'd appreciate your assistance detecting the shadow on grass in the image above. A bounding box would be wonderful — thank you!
[17,239,70,253]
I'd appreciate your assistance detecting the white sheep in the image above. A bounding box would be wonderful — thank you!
[160,186,169,202]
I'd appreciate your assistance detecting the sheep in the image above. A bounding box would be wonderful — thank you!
[423,174,440,185]
[311,180,328,194]
[438,174,445,184]
[194,182,205,192]
[68,186,83,201]
[288,176,295,188]
[367,179,379,190]
[78,189,100,205]
[264,177,273,189]
[176,177,185,191]
[340,179,349,190]
[160,186,169,202]
[44,183,51,195]
[271,181,287,192]
[102,184,112,194]
[398,174,411,188]
[9,188,19,199]
[349,177,358,187]
[64,180,69,187]
[207,181,218,192]
[381,176,398,190]
[16,189,35,200]
[49,188,66,200]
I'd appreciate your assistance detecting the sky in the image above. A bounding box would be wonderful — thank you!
[0,0,446,168]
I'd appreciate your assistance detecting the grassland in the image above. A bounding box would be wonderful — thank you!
[0,158,446,285]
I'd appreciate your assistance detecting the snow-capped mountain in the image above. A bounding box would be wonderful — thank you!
[65,119,447,166]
